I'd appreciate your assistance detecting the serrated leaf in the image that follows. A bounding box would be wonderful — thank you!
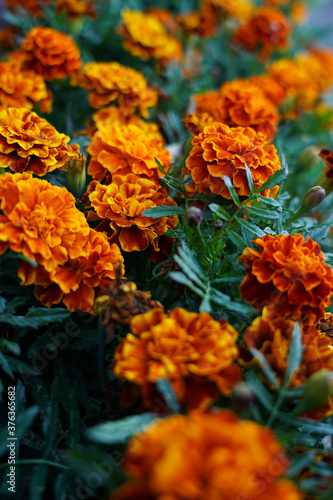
[245,206,281,219]
[0,352,14,378]
[245,164,255,194]
[86,413,158,444]
[174,254,205,290]
[285,322,303,387]
[169,271,205,297]
[235,217,265,237]
[226,228,245,248]
[209,203,231,221]
[210,290,252,316]
[245,371,273,411]
[154,157,167,174]
[250,348,280,389]
[223,176,241,207]
[279,413,333,435]
[0,308,70,329]
[6,357,42,375]
[256,194,280,207]
[177,242,206,280]
[0,339,20,356]
[256,167,288,193]
[142,205,183,218]
[156,379,180,413]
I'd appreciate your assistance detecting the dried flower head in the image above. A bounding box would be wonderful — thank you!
[233,7,291,60]
[17,27,82,81]
[111,410,302,500]
[117,9,182,62]
[87,173,178,257]
[87,121,170,182]
[184,122,281,199]
[77,61,157,115]
[239,233,333,324]
[0,108,79,176]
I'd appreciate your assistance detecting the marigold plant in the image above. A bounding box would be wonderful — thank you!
[87,173,178,256]
[0,108,78,176]
[56,0,98,19]
[111,410,301,500]
[112,307,241,410]
[201,0,254,22]
[5,0,50,16]
[117,9,182,62]
[184,122,281,199]
[239,233,333,324]
[17,26,82,81]
[87,121,171,182]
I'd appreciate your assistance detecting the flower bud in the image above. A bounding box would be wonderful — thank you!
[302,186,326,209]
[231,382,256,410]
[295,145,321,172]
[213,220,224,230]
[66,153,86,198]
[294,369,333,415]
[185,206,203,227]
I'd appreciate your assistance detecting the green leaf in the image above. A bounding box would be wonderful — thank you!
[86,413,158,445]
[245,164,255,194]
[0,308,70,329]
[245,206,281,219]
[42,382,59,457]
[209,203,231,221]
[226,228,245,249]
[210,290,253,316]
[278,413,333,435]
[249,348,280,389]
[223,176,241,207]
[285,322,303,387]
[177,242,206,280]
[0,351,14,379]
[0,339,20,356]
[235,217,265,237]
[30,464,48,500]
[256,194,280,207]
[156,379,180,413]
[256,167,288,193]
[6,357,42,376]
[169,271,205,297]
[245,371,273,411]
[154,157,166,175]
[173,255,205,290]
[142,205,183,218]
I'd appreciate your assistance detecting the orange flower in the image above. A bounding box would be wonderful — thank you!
[0,61,52,112]
[113,308,241,410]
[185,79,280,141]
[319,148,333,179]
[33,229,124,313]
[77,61,157,115]
[0,172,89,273]
[201,0,254,23]
[111,410,301,500]
[146,8,178,33]
[56,0,98,19]
[267,58,319,116]
[87,121,171,182]
[239,234,333,324]
[117,9,182,62]
[248,74,287,107]
[233,7,291,60]
[87,173,178,256]
[0,108,78,176]
[17,26,82,81]
[295,48,333,93]
[177,10,215,38]
[5,0,50,17]
[244,306,333,418]
[184,122,281,199]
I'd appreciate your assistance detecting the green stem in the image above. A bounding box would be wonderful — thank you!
[0,459,69,471]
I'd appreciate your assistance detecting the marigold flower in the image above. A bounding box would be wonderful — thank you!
[17,26,82,81]
[117,9,182,62]
[317,312,333,344]
[233,7,291,60]
[111,410,301,500]
[295,48,333,93]
[186,79,280,141]
[248,74,287,107]
[87,121,171,182]
[0,108,78,176]
[0,61,52,112]
[201,0,254,23]
[0,172,90,273]
[113,308,241,410]
[87,173,178,256]
[239,233,333,324]
[33,229,124,313]
[77,62,157,116]
[184,122,281,199]
[56,0,98,19]
[177,10,215,38]
[244,306,333,418]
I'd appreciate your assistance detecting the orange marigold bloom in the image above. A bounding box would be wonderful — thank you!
[186,79,280,141]
[87,173,178,255]
[5,0,50,17]
[33,229,124,313]
[184,122,281,199]
[177,10,215,38]
[0,172,89,273]
[56,0,98,19]
[239,233,333,324]
[17,26,82,81]
[248,74,287,107]
[0,61,52,113]
[111,410,301,500]
[319,148,333,179]
[0,108,78,176]
[117,9,182,62]
[77,62,157,116]
[87,121,171,182]
[201,0,254,23]
[244,306,333,418]
[267,58,319,116]
[233,7,291,60]
[113,308,241,410]
[295,48,333,93]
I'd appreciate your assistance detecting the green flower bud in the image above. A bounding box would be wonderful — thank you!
[66,153,86,198]
[185,206,203,227]
[302,186,326,209]
[295,145,321,172]
[294,369,333,415]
